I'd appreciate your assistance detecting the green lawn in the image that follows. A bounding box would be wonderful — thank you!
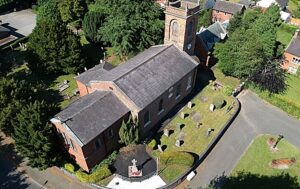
[151,68,239,183]
[251,75,300,119]
[232,135,300,183]
[276,23,298,47]
[289,0,300,18]
[212,67,240,89]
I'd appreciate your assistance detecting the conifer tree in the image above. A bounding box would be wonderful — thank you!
[13,101,58,170]
[119,116,140,145]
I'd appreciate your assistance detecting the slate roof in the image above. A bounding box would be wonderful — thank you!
[286,36,300,57]
[239,0,254,7]
[75,63,114,85]
[114,45,198,109]
[213,1,244,14]
[276,0,288,8]
[197,22,227,52]
[55,91,129,145]
[0,26,10,32]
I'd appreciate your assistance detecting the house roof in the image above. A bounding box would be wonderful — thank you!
[213,1,244,14]
[197,22,227,52]
[204,0,216,9]
[0,26,10,33]
[75,63,114,85]
[239,0,254,7]
[55,91,129,145]
[78,44,198,110]
[275,0,288,8]
[286,36,300,57]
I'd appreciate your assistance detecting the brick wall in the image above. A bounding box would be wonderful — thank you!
[283,52,300,74]
[212,10,233,23]
[138,70,197,137]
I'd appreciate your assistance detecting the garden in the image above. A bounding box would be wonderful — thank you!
[276,23,298,47]
[228,135,300,188]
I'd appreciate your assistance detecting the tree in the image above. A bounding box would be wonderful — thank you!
[197,9,212,30]
[58,0,87,23]
[0,78,37,135]
[82,11,105,42]
[99,0,164,57]
[119,116,139,145]
[27,16,85,74]
[13,101,58,170]
[214,5,284,94]
[249,59,286,94]
[228,13,243,33]
[37,0,61,22]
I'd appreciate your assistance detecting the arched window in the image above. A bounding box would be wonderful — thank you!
[188,21,193,36]
[172,21,179,37]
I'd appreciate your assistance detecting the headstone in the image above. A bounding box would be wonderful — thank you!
[209,104,215,112]
[175,139,181,147]
[177,123,182,130]
[158,144,163,152]
[187,101,193,109]
[180,112,185,119]
[164,129,169,137]
[206,128,214,136]
[196,122,202,128]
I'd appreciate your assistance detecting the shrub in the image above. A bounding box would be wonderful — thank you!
[147,139,157,149]
[89,164,112,183]
[64,163,75,173]
[75,170,89,183]
[160,151,194,167]
[223,85,233,96]
[213,96,225,109]
[92,151,117,172]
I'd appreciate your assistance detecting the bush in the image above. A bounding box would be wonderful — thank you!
[89,164,112,183]
[223,85,234,96]
[213,96,225,109]
[92,151,117,172]
[75,170,89,183]
[64,163,75,173]
[147,139,157,149]
[160,151,194,167]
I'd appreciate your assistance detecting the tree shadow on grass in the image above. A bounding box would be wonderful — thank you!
[204,171,300,189]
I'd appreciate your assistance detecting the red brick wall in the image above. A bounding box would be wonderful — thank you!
[212,10,233,23]
[195,37,209,64]
[77,81,91,97]
[138,69,197,137]
[283,52,300,74]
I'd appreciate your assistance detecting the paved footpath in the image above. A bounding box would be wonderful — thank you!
[185,90,300,189]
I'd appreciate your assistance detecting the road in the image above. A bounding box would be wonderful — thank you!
[189,90,300,188]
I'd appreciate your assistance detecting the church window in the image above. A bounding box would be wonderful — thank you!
[158,99,164,114]
[188,21,193,36]
[172,21,179,37]
[144,111,150,127]
[186,76,192,90]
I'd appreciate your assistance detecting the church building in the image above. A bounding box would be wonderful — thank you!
[51,0,201,172]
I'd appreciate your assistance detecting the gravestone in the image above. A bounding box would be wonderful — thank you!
[164,129,169,137]
[187,101,193,109]
[175,139,181,147]
[158,144,163,152]
[180,112,185,119]
[206,128,214,136]
[209,104,215,112]
[196,122,202,128]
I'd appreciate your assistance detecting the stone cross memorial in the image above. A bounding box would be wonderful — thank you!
[128,158,142,177]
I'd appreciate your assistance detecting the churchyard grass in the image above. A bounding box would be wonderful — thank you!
[232,135,300,183]
[152,68,239,183]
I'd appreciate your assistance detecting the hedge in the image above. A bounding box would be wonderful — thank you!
[75,165,112,183]
[64,163,75,173]
[160,151,194,167]
[147,139,157,150]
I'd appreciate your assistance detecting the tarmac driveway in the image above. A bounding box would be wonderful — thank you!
[188,90,300,188]
[0,9,36,37]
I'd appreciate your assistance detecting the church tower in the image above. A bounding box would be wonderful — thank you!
[164,0,200,55]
